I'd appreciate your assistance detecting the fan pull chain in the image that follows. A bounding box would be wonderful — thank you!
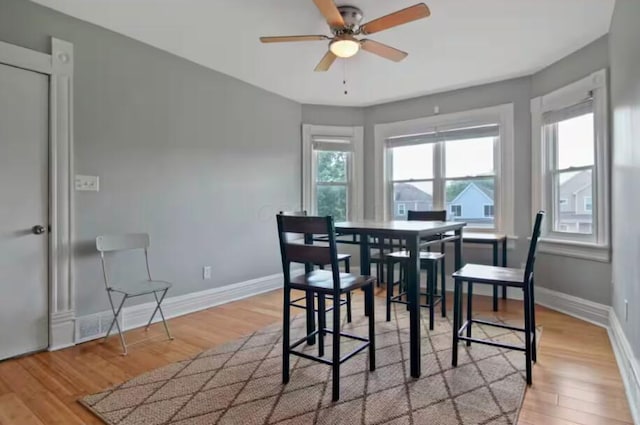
[342,60,348,95]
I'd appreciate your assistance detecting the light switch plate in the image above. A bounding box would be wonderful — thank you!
[75,175,99,191]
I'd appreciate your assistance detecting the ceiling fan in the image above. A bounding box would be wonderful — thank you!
[260,0,431,71]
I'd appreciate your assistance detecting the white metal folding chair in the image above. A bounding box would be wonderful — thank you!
[96,233,174,355]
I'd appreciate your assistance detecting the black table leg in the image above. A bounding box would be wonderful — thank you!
[454,228,463,271]
[502,238,508,299]
[360,232,372,317]
[492,242,499,312]
[407,234,421,378]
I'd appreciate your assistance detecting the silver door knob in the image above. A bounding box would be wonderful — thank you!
[32,225,46,235]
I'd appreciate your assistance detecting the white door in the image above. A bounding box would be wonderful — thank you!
[0,62,49,360]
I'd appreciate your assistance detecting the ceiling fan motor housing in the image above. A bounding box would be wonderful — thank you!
[337,5,364,30]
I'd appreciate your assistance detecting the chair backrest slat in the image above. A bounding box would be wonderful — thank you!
[279,215,331,235]
[285,243,332,265]
[524,211,545,279]
[96,233,149,252]
[407,210,447,221]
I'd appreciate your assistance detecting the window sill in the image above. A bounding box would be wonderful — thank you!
[537,238,610,262]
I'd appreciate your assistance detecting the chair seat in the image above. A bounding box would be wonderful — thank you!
[337,253,351,261]
[109,279,172,296]
[386,250,445,261]
[290,270,375,294]
[452,264,524,285]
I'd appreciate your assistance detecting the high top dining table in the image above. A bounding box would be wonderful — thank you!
[335,220,466,378]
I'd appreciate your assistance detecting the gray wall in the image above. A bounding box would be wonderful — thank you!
[0,0,302,316]
[610,0,640,368]
[303,35,612,304]
[301,104,365,127]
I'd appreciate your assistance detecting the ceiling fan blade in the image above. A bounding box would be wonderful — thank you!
[314,50,337,72]
[313,0,345,28]
[260,35,329,43]
[360,3,430,35]
[360,39,408,62]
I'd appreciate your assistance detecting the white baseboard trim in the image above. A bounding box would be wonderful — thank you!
[75,271,286,344]
[608,310,640,425]
[535,286,611,328]
[49,310,76,350]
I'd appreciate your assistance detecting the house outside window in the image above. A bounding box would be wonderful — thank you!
[397,203,407,217]
[450,204,462,217]
[302,125,364,221]
[531,69,609,261]
[484,204,494,217]
[584,196,592,212]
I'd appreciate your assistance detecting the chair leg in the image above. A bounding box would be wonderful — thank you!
[283,287,291,385]
[530,277,537,363]
[440,257,447,318]
[105,291,128,355]
[366,284,376,372]
[452,279,461,367]
[305,292,316,346]
[149,289,173,341]
[318,294,326,358]
[332,291,341,401]
[523,283,533,385]
[386,260,393,322]
[427,261,435,331]
[466,282,473,346]
[344,259,352,323]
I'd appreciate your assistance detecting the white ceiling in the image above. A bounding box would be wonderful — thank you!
[32,0,615,106]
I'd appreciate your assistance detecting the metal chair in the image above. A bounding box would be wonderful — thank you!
[276,214,376,401]
[451,211,544,385]
[96,233,174,355]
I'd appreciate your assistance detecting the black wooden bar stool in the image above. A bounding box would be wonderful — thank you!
[451,211,544,385]
[385,249,445,330]
[281,211,353,323]
[276,214,376,401]
[384,210,448,329]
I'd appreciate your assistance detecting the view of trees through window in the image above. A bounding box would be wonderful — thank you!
[315,150,349,221]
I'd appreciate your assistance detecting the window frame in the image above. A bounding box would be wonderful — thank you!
[397,203,406,216]
[302,124,364,221]
[450,204,462,217]
[584,196,592,212]
[483,204,494,218]
[374,103,515,237]
[531,69,610,262]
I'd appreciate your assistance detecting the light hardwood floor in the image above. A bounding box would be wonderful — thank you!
[0,289,633,425]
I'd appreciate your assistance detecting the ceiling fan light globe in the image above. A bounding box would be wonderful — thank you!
[329,39,360,58]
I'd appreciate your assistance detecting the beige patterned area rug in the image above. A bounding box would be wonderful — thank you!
[80,298,539,425]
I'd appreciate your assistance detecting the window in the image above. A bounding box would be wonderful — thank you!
[531,69,609,261]
[545,105,595,235]
[315,150,349,221]
[387,124,499,229]
[397,203,406,216]
[302,125,364,221]
[375,103,515,234]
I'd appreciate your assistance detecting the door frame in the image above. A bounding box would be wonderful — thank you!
[0,38,75,350]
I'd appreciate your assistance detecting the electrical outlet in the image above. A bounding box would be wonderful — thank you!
[75,175,99,191]
[625,299,629,322]
[203,266,212,280]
